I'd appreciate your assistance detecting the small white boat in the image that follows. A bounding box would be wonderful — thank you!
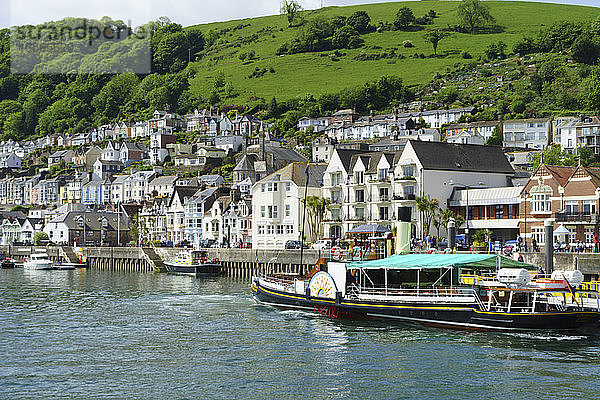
[24,252,54,270]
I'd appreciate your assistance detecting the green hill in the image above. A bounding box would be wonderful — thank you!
[187,1,599,103]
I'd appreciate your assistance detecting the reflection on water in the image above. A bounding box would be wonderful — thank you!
[1,268,600,400]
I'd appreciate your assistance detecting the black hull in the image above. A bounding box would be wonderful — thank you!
[164,262,223,277]
[1,260,15,269]
[252,281,600,332]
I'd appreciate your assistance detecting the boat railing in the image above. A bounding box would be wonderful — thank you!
[258,273,306,294]
[348,284,486,308]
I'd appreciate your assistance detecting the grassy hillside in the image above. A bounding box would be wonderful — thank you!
[187,1,599,103]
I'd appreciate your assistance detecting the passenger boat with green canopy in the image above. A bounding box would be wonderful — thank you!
[251,254,600,331]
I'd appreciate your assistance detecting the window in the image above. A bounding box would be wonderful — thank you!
[378,168,389,180]
[508,204,515,219]
[355,207,364,219]
[533,193,551,212]
[285,204,290,217]
[402,166,414,177]
[379,206,389,220]
[332,190,341,203]
[331,208,341,221]
[261,206,265,218]
[495,205,503,219]
[379,188,389,201]
[355,171,364,184]
[356,189,364,202]
[285,225,294,234]
[532,226,545,245]
[276,225,283,235]
[261,184,265,192]
[404,186,414,196]
[565,201,578,215]
[273,183,278,192]
[258,225,265,235]
[267,225,274,235]
[583,200,596,215]
[285,182,291,191]
[586,227,594,243]
[331,173,341,187]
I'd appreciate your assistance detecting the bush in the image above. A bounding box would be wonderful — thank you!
[403,40,414,48]
[461,50,472,59]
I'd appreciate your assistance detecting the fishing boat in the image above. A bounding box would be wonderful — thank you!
[164,250,222,277]
[24,252,54,270]
[252,253,600,331]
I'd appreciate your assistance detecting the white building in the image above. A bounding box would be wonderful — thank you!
[251,162,326,249]
[554,116,579,154]
[503,118,551,149]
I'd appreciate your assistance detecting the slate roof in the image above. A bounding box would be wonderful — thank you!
[408,141,514,174]
[258,162,327,188]
[49,211,128,231]
[150,175,178,187]
[335,149,368,173]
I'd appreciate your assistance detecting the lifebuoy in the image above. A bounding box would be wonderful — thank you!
[330,246,343,261]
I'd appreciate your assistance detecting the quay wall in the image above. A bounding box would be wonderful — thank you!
[8,246,325,277]
[8,246,599,279]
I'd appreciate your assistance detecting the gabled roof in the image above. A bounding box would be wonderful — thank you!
[149,175,178,186]
[334,149,368,173]
[408,141,514,174]
[258,162,327,188]
[542,165,577,187]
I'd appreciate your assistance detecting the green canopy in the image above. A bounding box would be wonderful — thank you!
[346,253,535,270]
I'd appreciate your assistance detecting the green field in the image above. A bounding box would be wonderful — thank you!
[186,1,599,103]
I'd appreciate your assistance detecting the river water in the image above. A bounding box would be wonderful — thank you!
[1,268,599,400]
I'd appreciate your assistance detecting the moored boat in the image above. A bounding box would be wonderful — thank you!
[24,252,54,270]
[252,254,600,331]
[164,250,222,277]
[1,258,15,269]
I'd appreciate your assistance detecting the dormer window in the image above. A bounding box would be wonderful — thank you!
[355,171,364,184]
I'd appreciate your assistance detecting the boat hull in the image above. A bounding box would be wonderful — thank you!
[252,280,600,332]
[164,262,222,277]
[24,261,54,270]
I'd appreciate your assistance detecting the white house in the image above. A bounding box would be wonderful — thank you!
[251,162,327,249]
[503,118,551,149]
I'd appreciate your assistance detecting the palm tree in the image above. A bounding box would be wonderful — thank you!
[304,196,328,242]
[440,209,465,238]
[416,194,439,238]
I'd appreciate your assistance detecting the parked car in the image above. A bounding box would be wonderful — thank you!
[285,240,308,249]
[311,239,332,250]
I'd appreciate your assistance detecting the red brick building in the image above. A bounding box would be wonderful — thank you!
[521,165,600,248]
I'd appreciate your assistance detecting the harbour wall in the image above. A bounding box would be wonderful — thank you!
[7,246,327,277]
[7,246,600,279]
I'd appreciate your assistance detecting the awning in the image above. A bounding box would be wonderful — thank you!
[347,223,391,234]
[554,225,570,234]
[347,253,534,270]
[459,219,520,230]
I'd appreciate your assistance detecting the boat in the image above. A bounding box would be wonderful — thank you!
[164,250,222,277]
[23,252,54,270]
[252,253,600,332]
[0,258,15,268]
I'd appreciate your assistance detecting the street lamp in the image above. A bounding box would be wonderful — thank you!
[449,180,485,247]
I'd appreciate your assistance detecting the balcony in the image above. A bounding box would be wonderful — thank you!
[393,194,416,201]
[555,212,596,223]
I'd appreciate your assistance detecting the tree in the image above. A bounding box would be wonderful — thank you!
[416,195,439,238]
[346,11,371,34]
[424,29,450,55]
[440,209,465,239]
[457,0,495,34]
[485,125,503,146]
[572,35,600,65]
[332,26,360,49]
[281,0,302,27]
[33,231,49,245]
[580,66,600,111]
[394,7,415,31]
[304,196,328,242]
